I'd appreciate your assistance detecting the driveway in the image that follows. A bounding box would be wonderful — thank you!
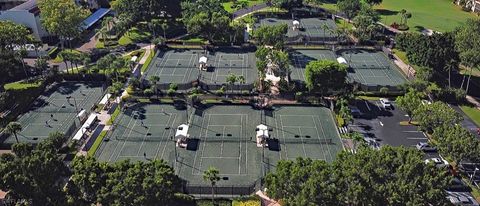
[350,99,439,159]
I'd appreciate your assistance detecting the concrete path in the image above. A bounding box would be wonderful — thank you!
[255,190,281,206]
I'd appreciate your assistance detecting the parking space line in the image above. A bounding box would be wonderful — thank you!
[407,137,427,140]
[364,100,371,111]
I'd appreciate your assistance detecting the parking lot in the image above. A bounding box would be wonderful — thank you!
[349,99,439,159]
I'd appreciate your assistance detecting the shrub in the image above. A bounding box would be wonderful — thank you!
[143,88,154,96]
[126,86,135,95]
[379,87,389,95]
[87,130,108,157]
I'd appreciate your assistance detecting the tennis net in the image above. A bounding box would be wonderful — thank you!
[29,106,78,113]
[106,136,333,145]
[351,65,390,70]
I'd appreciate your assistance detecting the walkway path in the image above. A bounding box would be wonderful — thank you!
[255,190,281,206]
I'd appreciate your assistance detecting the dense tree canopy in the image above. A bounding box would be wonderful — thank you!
[113,0,181,22]
[66,156,180,206]
[395,89,423,123]
[266,146,452,206]
[252,24,288,48]
[337,0,361,19]
[0,132,68,205]
[412,101,463,133]
[39,0,88,47]
[304,60,347,95]
[433,124,480,164]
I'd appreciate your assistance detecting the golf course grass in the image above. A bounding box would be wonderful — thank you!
[374,0,478,32]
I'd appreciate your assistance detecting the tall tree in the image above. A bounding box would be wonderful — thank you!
[5,122,22,143]
[433,125,480,164]
[455,19,480,93]
[304,60,347,96]
[203,167,220,204]
[412,101,463,133]
[395,89,423,123]
[39,0,88,48]
[0,132,69,205]
[337,0,361,20]
[67,157,180,206]
[252,24,288,49]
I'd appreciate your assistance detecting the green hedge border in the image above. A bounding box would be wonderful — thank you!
[87,130,107,157]
[141,49,156,73]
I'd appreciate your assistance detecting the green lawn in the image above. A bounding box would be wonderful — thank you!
[52,49,83,63]
[107,106,121,125]
[4,80,43,91]
[460,105,480,126]
[222,0,264,13]
[141,49,155,73]
[87,130,107,157]
[118,27,152,46]
[374,0,478,32]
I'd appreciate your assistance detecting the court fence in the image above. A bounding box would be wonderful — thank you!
[147,80,255,92]
[182,178,263,197]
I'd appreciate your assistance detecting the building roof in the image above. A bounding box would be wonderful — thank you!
[81,8,110,30]
[199,56,207,64]
[11,0,36,10]
[175,124,189,138]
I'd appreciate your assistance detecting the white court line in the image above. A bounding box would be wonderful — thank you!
[108,112,136,162]
[313,116,327,161]
[315,115,333,161]
[191,112,206,175]
[407,137,427,140]
[136,127,150,156]
[158,114,176,160]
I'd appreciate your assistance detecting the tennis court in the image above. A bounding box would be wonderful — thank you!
[338,49,407,86]
[144,48,257,85]
[289,49,337,81]
[95,104,343,187]
[256,17,337,41]
[4,82,104,144]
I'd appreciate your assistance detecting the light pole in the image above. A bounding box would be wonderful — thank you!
[470,167,479,183]
[66,96,79,112]
[170,136,177,162]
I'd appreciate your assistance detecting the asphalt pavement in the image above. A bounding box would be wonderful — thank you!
[350,99,439,159]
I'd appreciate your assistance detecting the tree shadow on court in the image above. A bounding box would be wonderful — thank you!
[288,51,318,69]
[186,138,200,151]
[267,138,281,151]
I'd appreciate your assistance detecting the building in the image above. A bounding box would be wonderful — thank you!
[0,0,48,39]
[456,0,480,12]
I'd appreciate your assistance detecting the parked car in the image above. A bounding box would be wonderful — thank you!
[363,137,380,150]
[416,142,437,152]
[425,158,449,167]
[350,106,362,118]
[380,98,393,109]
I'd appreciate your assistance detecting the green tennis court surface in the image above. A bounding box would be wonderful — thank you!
[338,49,407,86]
[3,82,104,145]
[95,104,342,187]
[145,48,257,85]
[256,17,337,41]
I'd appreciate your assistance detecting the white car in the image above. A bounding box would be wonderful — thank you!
[416,142,437,152]
[424,158,449,166]
[363,137,380,150]
[380,98,393,109]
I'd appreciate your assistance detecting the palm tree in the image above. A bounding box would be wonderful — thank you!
[59,50,70,74]
[149,75,160,98]
[321,23,330,45]
[161,23,169,40]
[238,75,246,93]
[226,73,238,95]
[6,122,22,143]
[203,167,221,204]
[444,59,458,87]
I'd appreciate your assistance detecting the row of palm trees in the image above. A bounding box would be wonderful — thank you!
[58,50,90,74]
